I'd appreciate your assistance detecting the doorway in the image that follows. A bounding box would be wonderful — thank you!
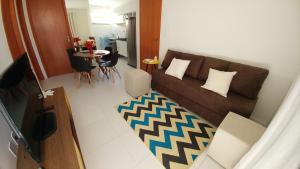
[64,0,137,69]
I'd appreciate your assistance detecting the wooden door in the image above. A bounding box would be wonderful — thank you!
[140,0,162,71]
[26,0,73,77]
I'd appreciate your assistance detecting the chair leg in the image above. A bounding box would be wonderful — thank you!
[77,73,81,88]
[97,67,103,81]
[109,68,115,83]
[103,67,109,79]
[74,71,77,79]
[100,67,109,80]
[113,66,121,78]
[87,73,93,87]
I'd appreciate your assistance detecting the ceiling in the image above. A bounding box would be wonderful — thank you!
[67,0,134,8]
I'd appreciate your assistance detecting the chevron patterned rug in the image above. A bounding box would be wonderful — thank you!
[117,91,216,169]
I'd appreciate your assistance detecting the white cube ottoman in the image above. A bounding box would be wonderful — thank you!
[207,112,266,169]
[125,69,151,98]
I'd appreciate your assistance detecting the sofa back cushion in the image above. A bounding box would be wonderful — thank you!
[161,50,181,68]
[198,57,230,81]
[228,62,269,99]
[176,52,204,78]
[161,50,204,78]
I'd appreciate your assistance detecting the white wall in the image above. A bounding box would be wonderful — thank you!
[114,0,140,68]
[65,0,93,38]
[67,8,91,40]
[91,23,113,49]
[0,4,17,169]
[160,0,300,126]
[89,6,116,49]
[65,0,89,9]
[114,0,137,14]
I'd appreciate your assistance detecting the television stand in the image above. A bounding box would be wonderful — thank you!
[33,112,57,141]
[36,105,55,114]
[17,87,85,169]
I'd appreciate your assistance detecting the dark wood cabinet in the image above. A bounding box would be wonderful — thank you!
[17,88,85,169]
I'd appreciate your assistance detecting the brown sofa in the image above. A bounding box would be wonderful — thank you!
[152,50,269,126]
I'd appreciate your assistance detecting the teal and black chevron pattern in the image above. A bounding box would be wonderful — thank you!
[117,91,216,169]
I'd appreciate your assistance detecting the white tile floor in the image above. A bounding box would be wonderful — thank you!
[41,58,165,169]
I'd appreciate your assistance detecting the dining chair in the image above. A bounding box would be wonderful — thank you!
[67,48,78,78]
[66,48,96,87]
[98,51,121,83]
[97,47,112,80]
[100,47,113,62]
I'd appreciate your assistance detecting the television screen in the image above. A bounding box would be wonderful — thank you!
[0,54,43,162]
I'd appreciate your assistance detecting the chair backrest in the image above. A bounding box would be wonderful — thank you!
[105,46,112,52]
[73,57,93,72]
[101,47,113,61]
[67,48,76,68]
[67,50,92,72]
[109,51,119,67]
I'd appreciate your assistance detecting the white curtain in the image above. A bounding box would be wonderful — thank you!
[234,76,300,169]
[66,9,91,40]
[67,12,77,37]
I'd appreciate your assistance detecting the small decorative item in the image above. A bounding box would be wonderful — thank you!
[154,56,158,61]
[84,40,94,54]
[73,37,81,47]
[73,37,81,51]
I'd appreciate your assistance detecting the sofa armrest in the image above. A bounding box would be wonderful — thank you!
[207,112,266,169]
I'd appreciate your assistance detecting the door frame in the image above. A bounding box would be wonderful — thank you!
[1,0,25,59]
[1,0,45,80]
[16,0,45,80]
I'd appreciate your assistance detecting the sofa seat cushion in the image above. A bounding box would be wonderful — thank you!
[226,92,257,118]
[153,69,257,118]
[161,50,205,78]
[153,69,226,115]
[228,62,269,99]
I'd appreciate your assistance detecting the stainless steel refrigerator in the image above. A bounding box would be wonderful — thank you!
[125,13,137,68]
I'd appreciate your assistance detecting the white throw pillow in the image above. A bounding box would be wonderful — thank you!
[165,58,191,80]
[201,68,237,97]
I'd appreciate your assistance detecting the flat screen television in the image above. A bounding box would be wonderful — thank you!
[0,53,49,162]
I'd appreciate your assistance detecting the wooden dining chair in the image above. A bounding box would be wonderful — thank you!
[67,48,96,87]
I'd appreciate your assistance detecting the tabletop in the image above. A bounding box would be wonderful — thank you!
[143,58,160,65]
[74,50,110,58]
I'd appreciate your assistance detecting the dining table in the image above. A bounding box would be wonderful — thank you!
[73,49,111,79]
[74,49,110,59]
